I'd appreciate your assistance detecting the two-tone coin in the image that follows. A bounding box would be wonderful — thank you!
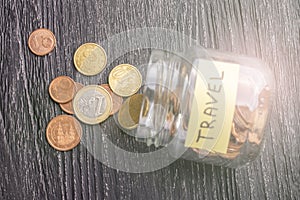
[108,64,142,97]
[74,43,107,76]
[28,28,56,56]
[100,84,123,115]
[118,94,149,130]
[49,76,76,103]
[73,85,112,124]
[59,82,84,114]
[46,115,82,151]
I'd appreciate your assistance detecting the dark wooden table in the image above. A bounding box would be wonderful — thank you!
[1,0,299,199]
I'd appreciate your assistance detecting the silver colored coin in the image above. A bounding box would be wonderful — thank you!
[73,85,112,124]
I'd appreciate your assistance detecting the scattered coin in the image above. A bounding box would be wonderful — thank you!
[108,64,142,97]
[59,82,84,114]
[118,94,149,130]
[73,85,112,124]
[28,28,56,56]
[59,101,74,115]
[46,115,82,151]
[49,76,76,103]
[100,84,123,115]
[74,43,107,76]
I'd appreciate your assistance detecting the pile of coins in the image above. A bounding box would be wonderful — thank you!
[29,28,271,167]
[28,28,145,151]
[191,87,271,161]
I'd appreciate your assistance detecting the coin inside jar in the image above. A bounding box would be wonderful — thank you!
[73,85,112,124]
[100,84,123,115]
[59,82,84,114]
[118,94,149,130]
[49,76,76,103]
[28,28,56,56]
[74,43,107,76]
[46,115,82,151]
[108,64,142,97]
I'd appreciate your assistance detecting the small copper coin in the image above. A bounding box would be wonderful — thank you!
[100,84,123,115]
[60,82,84,114]
[219,151,240,160]
[49,76,76,103]
[46,115,82,151]
[28,28,56,56]
[231,123,247,143]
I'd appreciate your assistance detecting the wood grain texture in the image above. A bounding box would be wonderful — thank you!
[0,0,299,199]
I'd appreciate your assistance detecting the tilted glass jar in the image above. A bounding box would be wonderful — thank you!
[135,46,273,168]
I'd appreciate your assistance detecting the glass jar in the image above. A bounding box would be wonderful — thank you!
[116,46,273,168]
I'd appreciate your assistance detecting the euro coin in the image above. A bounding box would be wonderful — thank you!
[46,115,82,151]
[49,76,76,103]
[73,85,112,124]
[100,84,123,115]
[60,82,84,114]
[108,64,142,97]
[128,94,147,124]
[118,94,149,130]
[74,43,107,76]
[28,28,56,56]
[117,98,136,130]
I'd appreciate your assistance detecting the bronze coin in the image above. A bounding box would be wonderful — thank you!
[248,131,262,145]
[49,76,76,103]
[219,151,240,160]
[100,84,123,115]
[60,82,84,114]
[231,122,247,143]
[28,28,56,56]
[60,102,74,115]
[46,115,82,151]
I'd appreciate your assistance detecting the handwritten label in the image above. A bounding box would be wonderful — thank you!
[185,59,239,154]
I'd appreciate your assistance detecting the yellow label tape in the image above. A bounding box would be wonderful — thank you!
[185,59,239,154]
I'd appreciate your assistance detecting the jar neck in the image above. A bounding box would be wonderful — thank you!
[136,50,196,147]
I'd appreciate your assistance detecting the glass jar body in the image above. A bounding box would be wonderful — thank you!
[137,46,273,168]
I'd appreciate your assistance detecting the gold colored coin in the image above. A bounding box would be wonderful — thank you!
[28,28,56,56]
[49,76,76,103]
[128,94,147,124]
[108,64,142,97]
[118,94,149,130]
[59,82,84,114]
[74,43,107,76]
[46,115,82,151]
[73,85,112,124]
